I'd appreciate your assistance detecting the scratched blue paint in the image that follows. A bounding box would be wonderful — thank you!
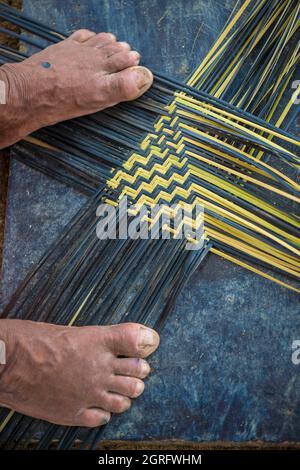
[2,0,300,443]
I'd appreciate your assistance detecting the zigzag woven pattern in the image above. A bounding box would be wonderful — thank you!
[0,0,299,449]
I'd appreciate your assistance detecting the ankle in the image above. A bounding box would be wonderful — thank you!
[0,62,45,147]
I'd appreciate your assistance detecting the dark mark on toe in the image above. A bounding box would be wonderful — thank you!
[41,61,51,69]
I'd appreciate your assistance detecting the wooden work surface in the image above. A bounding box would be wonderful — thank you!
[1,0,300,447]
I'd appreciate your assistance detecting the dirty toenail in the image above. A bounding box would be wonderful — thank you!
[135,381,145,396]
[140,359,151,375]
[103,416,111,425]
[133,67,153,90]
[138,327,156,349]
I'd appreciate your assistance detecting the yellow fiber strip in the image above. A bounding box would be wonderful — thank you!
[211,248,300,293]
[183,132,299,191]
[206,214,300,268]
[188,0,255,86]
[0,410,14,434]
[175,94,300,149]
[23,136,58,151]
[207,228,300,276]
[186,150,300,203]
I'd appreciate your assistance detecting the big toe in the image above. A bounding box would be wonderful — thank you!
[104,323,160,358]
[102,66,153,104]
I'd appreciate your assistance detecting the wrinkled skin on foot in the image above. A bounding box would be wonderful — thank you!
[0,29,153,148]
[0,320,160,427]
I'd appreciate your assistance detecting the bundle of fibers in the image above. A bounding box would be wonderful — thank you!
[0,0,299,289]
[0,0,299,449]
[1,0,299,189]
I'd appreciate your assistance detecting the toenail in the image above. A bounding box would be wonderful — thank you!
[119,41,131,50]
[133,67,153,90]
[103,415,111,425]
[138,327,156,349]
[130,51,140,61]
[140,359,151,376]
[135,381,144,397]
[107,33,117,41]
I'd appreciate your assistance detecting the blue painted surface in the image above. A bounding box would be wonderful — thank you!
[1,0,300,442]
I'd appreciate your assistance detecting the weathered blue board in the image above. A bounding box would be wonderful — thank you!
[1,0,300,442]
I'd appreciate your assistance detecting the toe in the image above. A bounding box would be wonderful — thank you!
[86,32,116,47]
[100,66,153,104]
[109,376,145,398]
[104,323,160,358]
[104,51,140,73]
[101,42,131,56]
[77,408,111,428]
[114,357,151,378]
[69,29,96,43]
[102,392,131,414]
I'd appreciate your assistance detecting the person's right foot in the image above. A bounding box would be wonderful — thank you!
[0,29,153,148]
[0,319,160,427]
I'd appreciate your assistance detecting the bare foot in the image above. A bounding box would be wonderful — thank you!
[0,319,159,427]
[0,29,153,148]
